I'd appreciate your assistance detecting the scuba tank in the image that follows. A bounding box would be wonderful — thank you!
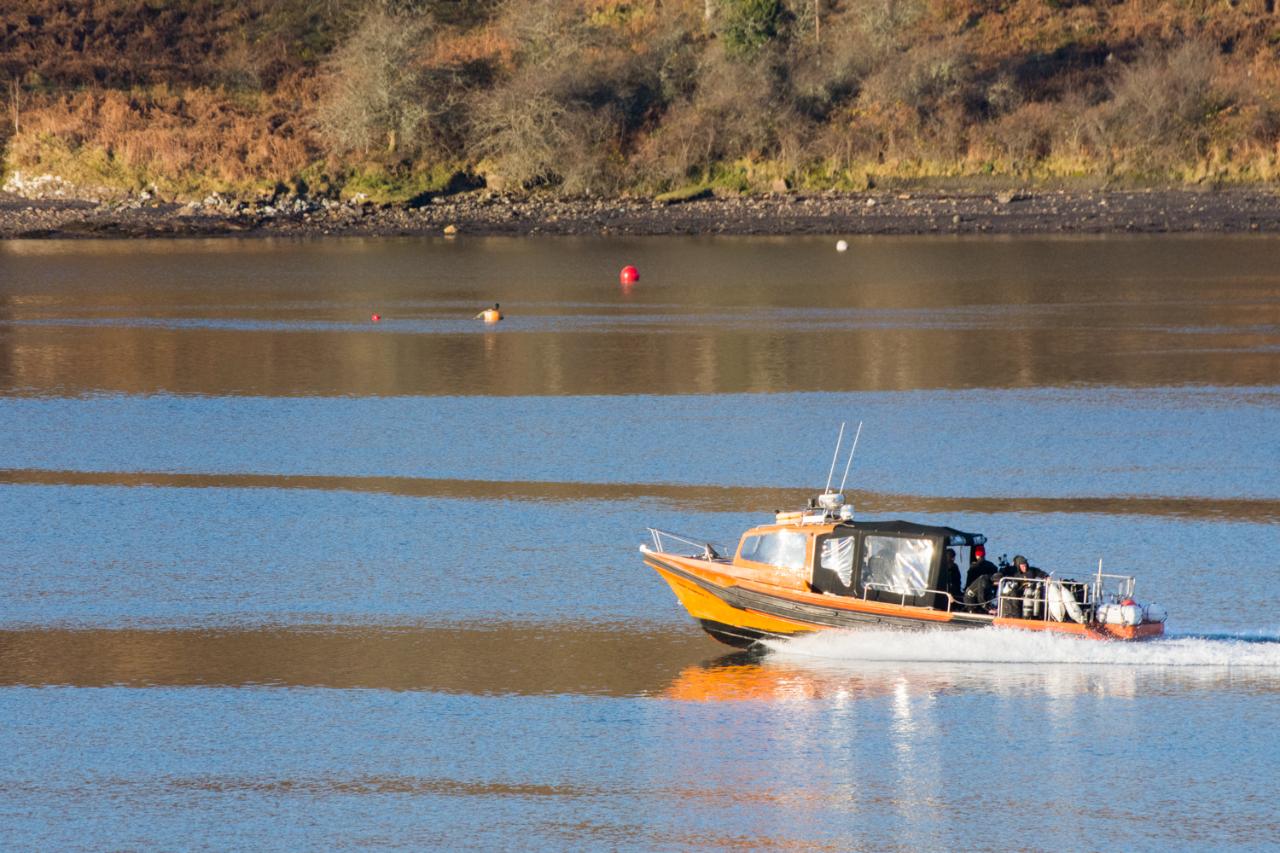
[1020,582,1043,619]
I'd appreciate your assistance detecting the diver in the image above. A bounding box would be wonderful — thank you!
[962,547,1000,613]
[998,555,1048,618]
[941,547,963,607]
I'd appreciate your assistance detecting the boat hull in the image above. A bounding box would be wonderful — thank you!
[645,551,1164,645]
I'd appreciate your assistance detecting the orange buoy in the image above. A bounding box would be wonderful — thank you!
[475,302,503,324]
[620,265,639,284]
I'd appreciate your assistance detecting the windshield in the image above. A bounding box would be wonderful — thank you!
[739,531,808,571]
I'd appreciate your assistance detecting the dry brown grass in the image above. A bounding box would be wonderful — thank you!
[7,83,319,196]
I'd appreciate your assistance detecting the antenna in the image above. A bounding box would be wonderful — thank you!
[836,421,863,495]
[823,422,846,494]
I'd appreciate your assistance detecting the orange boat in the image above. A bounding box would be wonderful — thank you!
[641,491,1166,648]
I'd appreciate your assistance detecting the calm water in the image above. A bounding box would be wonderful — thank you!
[2,236,1279,850]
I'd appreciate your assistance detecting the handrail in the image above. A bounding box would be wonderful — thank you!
[644,527,729,561]
[994,572,1137,623]
[860,582,960,613]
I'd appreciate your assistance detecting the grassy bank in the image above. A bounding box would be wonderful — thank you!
[3,0,1280,201]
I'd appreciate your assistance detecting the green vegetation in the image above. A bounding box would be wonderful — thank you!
[4,0,1280,199]
[653,183,713,203]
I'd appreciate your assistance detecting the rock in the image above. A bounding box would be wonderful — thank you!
[3,171,76,199]
[995,190,1026,205]
[443,224,458,236]
[770,178,790,194]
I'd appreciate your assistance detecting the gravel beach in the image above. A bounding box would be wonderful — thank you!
[4,188,1280,239]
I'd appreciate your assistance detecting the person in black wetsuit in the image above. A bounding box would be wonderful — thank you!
[941,548,963,606]
[999,554,1049,617]
[963,549,1000,612]
[1008,554,1047,580]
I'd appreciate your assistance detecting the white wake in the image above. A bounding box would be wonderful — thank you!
[764,627,1280,668]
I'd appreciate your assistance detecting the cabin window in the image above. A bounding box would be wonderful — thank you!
[861,535,934,596]
[820,536,856,587]
[740,531,807,571]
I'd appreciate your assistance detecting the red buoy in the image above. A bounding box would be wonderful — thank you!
[620,265,639,284]
[371,313,381,323]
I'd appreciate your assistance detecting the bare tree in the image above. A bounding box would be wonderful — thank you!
[314,9,434,156]
[8,75,19,135]
[1104,40,1222,168]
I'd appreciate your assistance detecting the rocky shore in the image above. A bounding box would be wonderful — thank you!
[3,187,1280,239]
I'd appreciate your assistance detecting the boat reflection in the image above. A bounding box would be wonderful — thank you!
[663,645,1280,702]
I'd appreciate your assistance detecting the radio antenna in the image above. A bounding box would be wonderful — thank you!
[823,422,846,494]
[837,421,863,495]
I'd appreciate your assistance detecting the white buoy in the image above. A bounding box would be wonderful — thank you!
[836,240,848,252]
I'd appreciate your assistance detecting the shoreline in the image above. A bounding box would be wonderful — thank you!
[3,188,1280,239]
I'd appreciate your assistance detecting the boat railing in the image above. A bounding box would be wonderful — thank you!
[644,527,730,561]
[994,572,1136,622]
[1093,572,1137,603]
[860,582,960,612]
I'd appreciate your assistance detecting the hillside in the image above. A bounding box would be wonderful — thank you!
[3,0,1280,201]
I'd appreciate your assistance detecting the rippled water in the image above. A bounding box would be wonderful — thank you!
[2,236,1279,850]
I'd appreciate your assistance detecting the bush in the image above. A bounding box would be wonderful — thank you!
[1103,40,1224,170]
[718,0,783,57]
[313,9,435,157]
[466,0,674,193]
[470,71,622,192]
[854,0,924,51]
[635,49,783,186]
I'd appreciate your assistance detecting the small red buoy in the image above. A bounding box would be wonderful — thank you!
[620,265,639,284]
[371,313,381,323]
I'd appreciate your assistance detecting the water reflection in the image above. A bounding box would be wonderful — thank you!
[2,236,1279,396]
[8,625,1276,699]
[0,625,718,695]
[2,319,1276,397]
[3,468,1277,522]
[666,657,1268,702]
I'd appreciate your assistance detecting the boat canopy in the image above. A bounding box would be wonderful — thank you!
[802,519,986,606]
[835,519,986,547]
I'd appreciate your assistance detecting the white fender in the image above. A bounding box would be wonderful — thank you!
[1144,603,1168,624]
[1046,581,1066,622]
[1061,585,1086,624]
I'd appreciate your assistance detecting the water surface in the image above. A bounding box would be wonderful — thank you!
[2,235,1278,850]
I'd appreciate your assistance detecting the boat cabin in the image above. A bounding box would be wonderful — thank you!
[734,518,986,610]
